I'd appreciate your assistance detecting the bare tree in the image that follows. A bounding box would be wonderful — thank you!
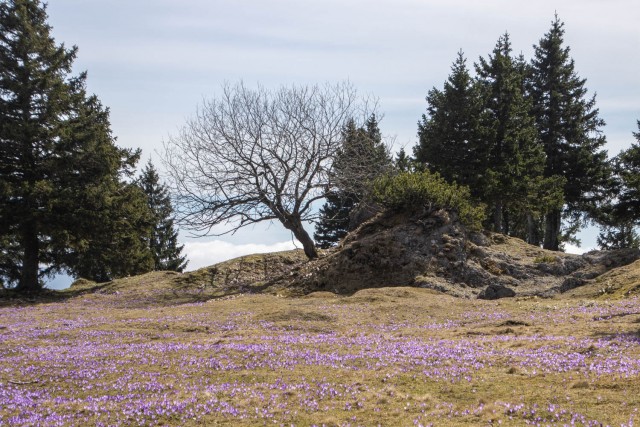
[163,81,371,259]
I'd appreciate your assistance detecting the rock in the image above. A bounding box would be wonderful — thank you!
[264,208,640,299]
[477,284,516,300]
[469,232,491,247]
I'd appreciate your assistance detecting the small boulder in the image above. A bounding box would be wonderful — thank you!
[478,284,516,300]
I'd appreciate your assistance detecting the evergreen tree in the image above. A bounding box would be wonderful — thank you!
[313,191,355,249]
[596,121,640,249]
[0,0,152,290]
[394,147,413,172]
[138,161,188,272]
[529,15,609,250]
[53,90,154,283]
[597,223,640,250]
[608,123,640,224]
[414,51,488,196]
[332,115,391,199]
[67,181,154,283]
[475,33,552,238]
[314,115,391,247]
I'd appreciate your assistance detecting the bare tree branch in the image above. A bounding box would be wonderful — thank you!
[162,81,373,259]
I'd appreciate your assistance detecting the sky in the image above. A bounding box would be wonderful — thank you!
[42,0,640,287]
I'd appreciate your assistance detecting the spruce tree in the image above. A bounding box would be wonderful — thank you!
[138,161,188,272]
[394,148,413,172]
[597,223,640,250]
[608,122,640,224]
[529,16,609,250]
[332,115,391,199]
[314,115,391,247]
[0,0,152,290]
[597,121,640,249]
[414,51,488,197]
[67,181,154,283]
[475,33,551,237]
[313,191,354,249]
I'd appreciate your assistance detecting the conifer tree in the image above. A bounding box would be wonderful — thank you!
[414,51,488,197]
[314,115,391,247]
[0,0,152,290]
[394,148,413,172]
[597,121,640,249]
[597,223,640,250]
[529,16,609,250]
[51,93,154,283]
[313,191,355,249]
[67,180,154,283]
[332,115,391,199]
[475,33,551,237]
[609,122,640,223]
[138,161,188,272]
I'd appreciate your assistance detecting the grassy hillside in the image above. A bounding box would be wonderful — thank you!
[1,254,640,425]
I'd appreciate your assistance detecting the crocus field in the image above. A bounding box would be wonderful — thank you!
[1,277,639,426]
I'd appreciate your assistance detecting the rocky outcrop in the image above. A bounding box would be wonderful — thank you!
[477,284,516,300]
[267,208,640,299]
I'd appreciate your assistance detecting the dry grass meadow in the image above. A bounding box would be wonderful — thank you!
[1,256,640,426]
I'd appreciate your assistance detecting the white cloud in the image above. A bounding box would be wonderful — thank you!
[564,243,595,255]
[183,240,299,271]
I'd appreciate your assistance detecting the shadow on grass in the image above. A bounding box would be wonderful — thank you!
[0,272,277,309]
[0,282,116,307]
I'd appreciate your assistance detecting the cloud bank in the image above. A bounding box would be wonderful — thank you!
[183,240,299,271]
[564,243,595,255]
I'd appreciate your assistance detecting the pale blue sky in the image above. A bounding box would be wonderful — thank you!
[42,0,640,286]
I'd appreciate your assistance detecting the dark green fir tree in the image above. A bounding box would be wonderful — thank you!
[55,93,154,283]
[332,115,391,199]
[475,33,555,240]
[138,161,188,272]
[0,0,153,290]
[529,15,609,250]
[597,223,640,250]
[597,121,640,249]
[314,115,391,248]
[394,147,413,172]
[414,51,488,197]
[313,191,355,249]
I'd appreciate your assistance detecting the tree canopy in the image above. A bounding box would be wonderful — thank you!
[138,161,188,272]
[0,0,152,290]
[529,15,609,250]
[414,51,487,194]
[475,34,546,235]
[314,115,392,248]
[597,121,640,249]
[412,16,609,251]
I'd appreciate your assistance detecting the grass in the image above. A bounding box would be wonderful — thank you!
[534,254,559,264]
[2,270,640,426]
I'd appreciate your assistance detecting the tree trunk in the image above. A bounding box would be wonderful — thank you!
[526,211,540,246]
[493,200,503,234]
[17,225,41,293]
[283,215,318,259]
[296,229,319,260]
[543,209,561,251]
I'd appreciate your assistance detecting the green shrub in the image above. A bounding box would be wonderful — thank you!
[372,171,486,230]
[533,254,557,264]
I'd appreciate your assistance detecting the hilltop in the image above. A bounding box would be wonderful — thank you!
[266,208,640,299]
[4,206,634,307]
